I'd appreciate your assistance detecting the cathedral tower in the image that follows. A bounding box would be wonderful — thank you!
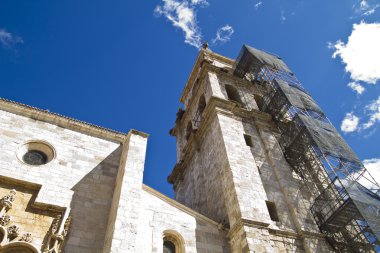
[169,45,379,252]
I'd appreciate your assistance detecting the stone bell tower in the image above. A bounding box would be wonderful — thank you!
[168,45,334,252]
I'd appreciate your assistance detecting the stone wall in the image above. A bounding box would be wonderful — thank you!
[0,108,122,253]
[136,185,229,253]
[174,113,230,225]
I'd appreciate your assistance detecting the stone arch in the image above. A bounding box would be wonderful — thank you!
[185,121,193,140]
[162,230,185,253]
[197,95,206,116]
[0,241,41,253]
[0,227,5,244]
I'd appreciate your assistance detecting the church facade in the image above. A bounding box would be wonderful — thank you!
[0,45,371,252]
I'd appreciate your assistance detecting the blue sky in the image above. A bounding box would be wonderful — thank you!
[1,0,379,197]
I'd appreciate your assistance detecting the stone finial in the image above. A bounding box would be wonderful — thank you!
[202,41,209,49]
[0,189,17,211]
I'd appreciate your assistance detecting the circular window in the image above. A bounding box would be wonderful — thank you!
[17,141,55,166]
[22,150,48,165]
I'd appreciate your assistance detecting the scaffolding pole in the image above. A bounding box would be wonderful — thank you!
[234,45,380,252]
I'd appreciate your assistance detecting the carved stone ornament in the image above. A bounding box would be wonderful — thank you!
[51,215,61,235]
[43,214,72,253]
[7,224,20,240]
[0,189,17,212]
[0,214,10,226]
[62,216,72,237]
[19,232,33,243]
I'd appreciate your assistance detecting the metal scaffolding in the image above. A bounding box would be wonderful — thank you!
[233,45,380,252]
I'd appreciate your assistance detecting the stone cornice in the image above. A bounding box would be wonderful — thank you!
[180,49,235,104]
[0,175,65,212]
[227,218,326,241]
[168,96,273,186]
[227,218,270,240]
[0,98,148,143]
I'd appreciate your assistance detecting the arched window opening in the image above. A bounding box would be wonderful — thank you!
[193,95,206,129]
[162,230,185,253]
[185,121,193,140]
[163,240,176,253]
[225,85,243,105]
[197,95,206,115]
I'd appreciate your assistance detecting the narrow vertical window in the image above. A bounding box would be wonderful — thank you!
[244,134,254,147]
[266,201,280,222]
[197,95,206,116]
[193,95,206,129]
[185,121,193,140]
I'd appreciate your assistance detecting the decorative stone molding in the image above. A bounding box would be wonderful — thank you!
[0,241,41,253]
[162,230,185,253]
[16,141,56,166]
[43,212,72,253]
[0,189,39,252]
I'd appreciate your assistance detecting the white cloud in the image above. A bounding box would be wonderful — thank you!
[212,25,234,45]
[0,28,23,48]
[155,0,204,48]
[353,0,379,16]
[190,0,209,7]
[254,1,262,10]
[362,158,380,187]
[347,82,365,95]
[341,112,360,133]
[280,10,286,24]
[329,22,380,84]
[343,96,380,132]
[360,0,369,10]
[362,96,380,130]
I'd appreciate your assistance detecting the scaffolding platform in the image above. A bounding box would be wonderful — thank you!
[234,44,380,252]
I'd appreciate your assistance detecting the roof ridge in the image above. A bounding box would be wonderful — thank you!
[0,97,137,141]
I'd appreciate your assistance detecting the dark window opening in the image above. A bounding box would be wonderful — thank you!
[197,95,206,116]
[254,95,264,110]
[22,150,48,165]
[163,240,176,253]
[225,84,243,105]
[266,201,280,222]
[244,134,254,147]
[193,95,206,129]
[185,121,193,140]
